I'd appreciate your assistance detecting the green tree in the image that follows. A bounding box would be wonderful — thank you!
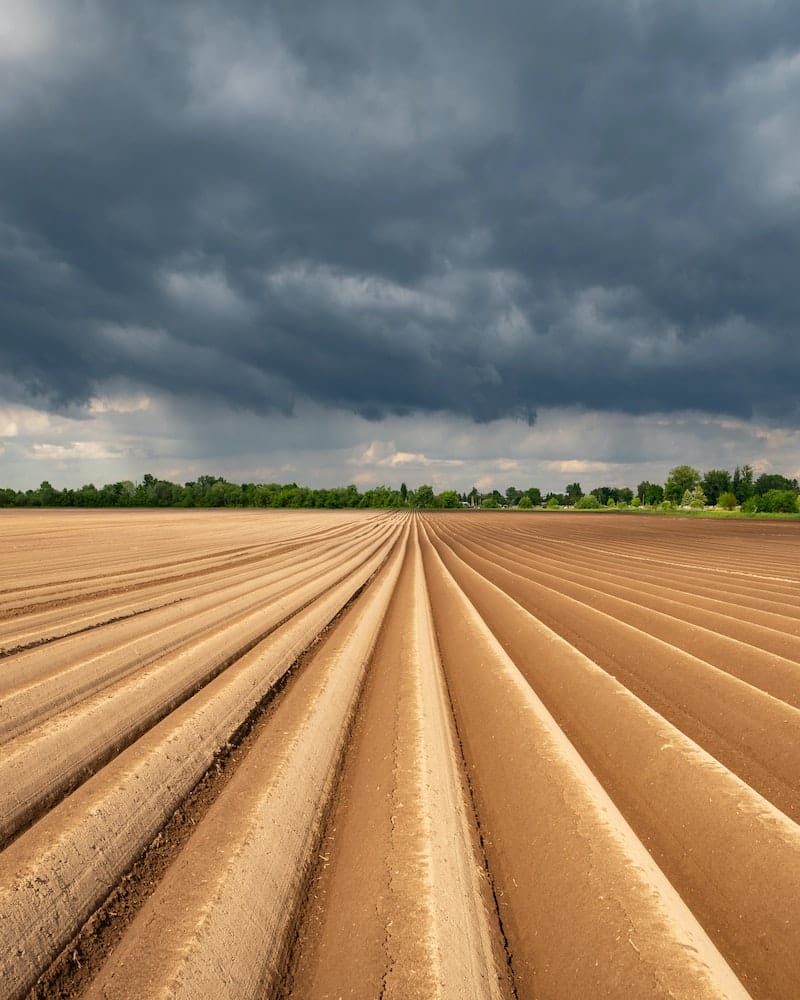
[757,489,799,513]
[665,466,701,505]
[38,481,59,506]
[717,492,737,510]
[152,479,183,506]
[732,465,754,504]
[75,484,100,507]
[575,494,601,509]
[360,484,402,508]
[690,485,707,508]
[523,487,543,506]
[415,484,435,508]
[755,473,798,495]
[701,469,732,506]
[98,481,134,506]
[400,482,408,503]
[592,486,613,505]
[281,484,311,508]
[518,495,532,509]
[438,489,460,508]
[638,481,664,506]
[546,495,560,509]
[482,495,499,508]
[565,482,583,504]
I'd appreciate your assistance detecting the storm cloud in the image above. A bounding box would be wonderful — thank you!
[2,0,800,487]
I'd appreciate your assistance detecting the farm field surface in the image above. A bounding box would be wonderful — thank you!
[1,508,799,1000]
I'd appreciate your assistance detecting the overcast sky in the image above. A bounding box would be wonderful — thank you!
[2,0,799,493]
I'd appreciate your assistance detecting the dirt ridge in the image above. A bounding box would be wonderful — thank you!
[0,509,798,1000]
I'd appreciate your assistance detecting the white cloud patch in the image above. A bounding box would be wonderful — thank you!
[0,1,55,62]
[348,440,464,472]
[30,441,121,461]
[543,458,620,477]
[0,404,52,438]
[89,394,152,415]
[0,1,106,120]
[1,394,799,493]
[267,264,456,322]
[160,268,248,318]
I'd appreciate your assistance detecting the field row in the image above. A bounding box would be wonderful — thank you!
[1,509,798,999]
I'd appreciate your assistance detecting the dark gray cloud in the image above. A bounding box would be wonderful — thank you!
[2,0,800,428]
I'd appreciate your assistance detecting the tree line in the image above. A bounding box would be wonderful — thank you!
[519,464,798,513]
[458,465,798,513]
[0,475,461,510]
[0,464,797,513]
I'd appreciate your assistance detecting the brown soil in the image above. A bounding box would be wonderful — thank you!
[1,509,798,999]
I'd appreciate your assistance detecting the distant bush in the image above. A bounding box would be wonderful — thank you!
[546,496,560,509]
[631,497,641,507]
[575,494,601,509]
[518,495,533,509]
[741,497,758,514]
[681,486,706,508]
[438,489,460,508]
[482,496,499,508]
[717,492,737,510]
[690,485,707,508]
[756,489,799,513]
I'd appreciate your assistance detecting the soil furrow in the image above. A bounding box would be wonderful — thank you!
[422,522,800,999]
[0,517,386,654]
[285,525,508,999]
[1,509,798,1000]
[0,524,400,1000]
[0,523,396,848]
[426,524,800,821]
[458,521,800,634]
[81,524,409,999]
[0,526,388,743]
[419,523,752,1000]
[437,525,800,702]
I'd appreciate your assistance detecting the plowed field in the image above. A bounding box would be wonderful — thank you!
[1,508,799,1000]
